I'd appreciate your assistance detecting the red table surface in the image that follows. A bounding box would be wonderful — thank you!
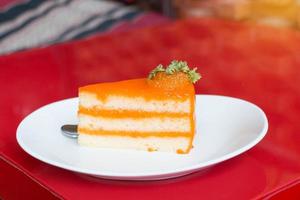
[1,18,300,200]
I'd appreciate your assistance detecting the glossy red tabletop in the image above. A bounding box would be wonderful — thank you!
[1,18,300,199]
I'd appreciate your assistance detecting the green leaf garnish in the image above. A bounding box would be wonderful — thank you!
[188,67,201,83]
[166,60,189,74]
[148,60,201,83]
[148,64,165,79]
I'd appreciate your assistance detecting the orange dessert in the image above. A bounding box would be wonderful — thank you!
[78,61,201,154]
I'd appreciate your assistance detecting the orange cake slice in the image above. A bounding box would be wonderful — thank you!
[78,61,201,154]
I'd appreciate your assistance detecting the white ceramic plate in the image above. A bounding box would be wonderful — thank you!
[17,95,268,180]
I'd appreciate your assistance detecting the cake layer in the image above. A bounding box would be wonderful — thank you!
[79,93,191,113]
[79,114,191,132]
[79,107,190,118]
[78,134,192,153]
[78,128,193,137]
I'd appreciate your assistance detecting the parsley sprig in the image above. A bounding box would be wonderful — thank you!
[148,60,201,83]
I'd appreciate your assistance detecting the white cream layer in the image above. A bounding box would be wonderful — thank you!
[79,92,191,113]
[78,134,190,153]
[79,114,190,132]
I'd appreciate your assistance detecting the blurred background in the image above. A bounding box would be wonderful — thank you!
[1,0,300,55]
[1,2,300,199]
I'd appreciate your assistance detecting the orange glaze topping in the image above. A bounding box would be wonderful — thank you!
[78,127,194,138]
[79,78,195,102]
[78,106,190,118]
[188,95,196,153]
[176,149,186,154]
[147,71,191,90]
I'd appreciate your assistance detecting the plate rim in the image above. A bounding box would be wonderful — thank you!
[16,94,268,179]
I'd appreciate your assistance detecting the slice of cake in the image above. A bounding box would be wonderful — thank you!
[78,61,201,154]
